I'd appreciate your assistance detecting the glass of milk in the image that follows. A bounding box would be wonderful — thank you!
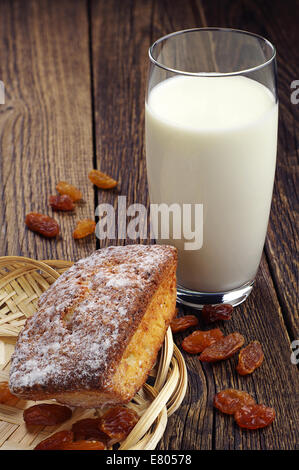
[145,28,278,308]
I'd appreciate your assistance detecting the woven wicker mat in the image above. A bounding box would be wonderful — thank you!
[0,256,187,450]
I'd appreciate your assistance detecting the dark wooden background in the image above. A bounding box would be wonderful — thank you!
[0,0,298,450]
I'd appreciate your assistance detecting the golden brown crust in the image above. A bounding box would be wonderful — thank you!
[43,266,176,407]
[9,244,177,406]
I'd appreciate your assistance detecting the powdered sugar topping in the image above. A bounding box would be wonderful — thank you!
[9,244,176,393]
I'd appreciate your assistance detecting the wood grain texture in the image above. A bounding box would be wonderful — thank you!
[90,0,299,450]
[90,0,154,248]
[198,0,299,340]
[163,256,299,450]
[0,0,96,262]
[0,0,297,450]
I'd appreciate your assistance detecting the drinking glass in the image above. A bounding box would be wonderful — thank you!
[145,28,278,308]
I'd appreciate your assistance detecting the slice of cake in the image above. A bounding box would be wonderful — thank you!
[9,244,177,407]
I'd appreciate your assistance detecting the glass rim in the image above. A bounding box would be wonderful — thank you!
[148,27,276,77]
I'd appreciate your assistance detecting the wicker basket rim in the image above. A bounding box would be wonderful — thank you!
[0,255,187,450]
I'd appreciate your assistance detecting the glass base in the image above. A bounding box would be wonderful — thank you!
[176,280,254,309]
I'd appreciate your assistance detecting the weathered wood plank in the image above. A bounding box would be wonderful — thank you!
[261,0,299,341]
[91,0,298,450]
[90,0,213,450]
[90,0,155,249]
[165,255,298,450]
[0,0,96,262]
[197,0,299,339]
[0,0,296,451]
[190,0,299,449]
[146,0,213,450]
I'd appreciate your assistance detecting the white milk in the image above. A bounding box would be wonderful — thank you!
[145,75,278,292]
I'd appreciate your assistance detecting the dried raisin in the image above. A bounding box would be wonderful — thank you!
[25,213,59,238]
[170,315,198,333]
[49,194,75,211]
[73,219,96,239]
[0,381,16,404]
[199,332,245,362]
[202,304,233,323]
[34,431,74,450]
[236,341,264,375]
[234,404,275,429]
[72,418,108,442]
[56,181,82,202]
[182,329,224,354]
[100,406,139,441]
[23,403,72,425]
[88,169,118,189]
[59,440,106,450]
[214,389,256,415]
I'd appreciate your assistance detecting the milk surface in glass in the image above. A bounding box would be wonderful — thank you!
[145,75,278,292]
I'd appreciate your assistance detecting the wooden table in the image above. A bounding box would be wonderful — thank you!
[0,0,298,450]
